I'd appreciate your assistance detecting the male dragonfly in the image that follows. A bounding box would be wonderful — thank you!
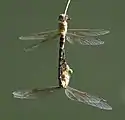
[19,0,110,52]
[12,49,112,111]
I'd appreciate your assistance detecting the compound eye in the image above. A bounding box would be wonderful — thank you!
[65,15,71,20]
[58,15,63,21]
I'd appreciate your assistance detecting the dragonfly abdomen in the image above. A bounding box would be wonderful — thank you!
[58,35,66,87]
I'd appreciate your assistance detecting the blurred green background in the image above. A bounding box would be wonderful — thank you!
[0,0,125,119]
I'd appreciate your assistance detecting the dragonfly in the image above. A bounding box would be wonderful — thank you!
[19,0,110,52]
[12,49,112,110]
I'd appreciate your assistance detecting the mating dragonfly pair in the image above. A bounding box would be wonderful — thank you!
[13,0,112,110]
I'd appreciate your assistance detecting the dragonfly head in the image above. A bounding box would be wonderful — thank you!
[58,14,71,22]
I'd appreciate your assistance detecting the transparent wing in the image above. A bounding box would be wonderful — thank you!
[20,30,59,52]
[12,86,61,100]
[67,29,110,37]
[23,40,45,52]
[19,28,109,51]
[66,33,104,45]
[65,86,112,110]
[23,38,60,52]
[19,29,58,40]
[66,29,110,45]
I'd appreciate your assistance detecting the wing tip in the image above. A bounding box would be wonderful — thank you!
[12,90,35,99]
[103,106,112,111]
[19,36,23,40]
[99,101,112,111]
[104,30,110,35]
[107,106,112,110]
[23,48,31,52]
[12,91,22,99]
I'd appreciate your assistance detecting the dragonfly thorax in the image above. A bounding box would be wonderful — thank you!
[58,21,68,35]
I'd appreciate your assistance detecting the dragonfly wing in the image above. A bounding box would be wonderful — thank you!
[23,40,43,52]
[23,33,59,52]
[19,29,59,52]
[12,86,61,100]
[19,29,58,40]
[65,86,112,110]
[66,33,104,45]
[67,29,110,36]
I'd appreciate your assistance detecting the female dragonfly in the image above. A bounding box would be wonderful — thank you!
[12,49,112,111]
[19,0,110,52]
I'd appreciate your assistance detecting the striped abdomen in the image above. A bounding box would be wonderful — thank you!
[58,35,66,87]
[58,21,67,87]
